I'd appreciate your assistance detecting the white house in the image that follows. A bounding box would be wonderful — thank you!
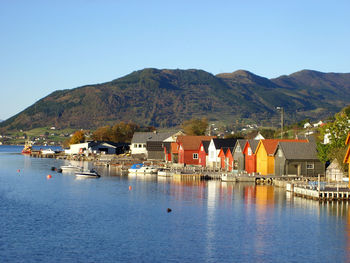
[326,160,345,182]
[304,122,312,129]
[313,121,324,127]
[207,138,237,168]
[254,132,265,140]
[67,141,128,155]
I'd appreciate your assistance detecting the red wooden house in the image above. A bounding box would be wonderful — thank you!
[218,147,234,171]
[218,148,228,170]
[198,141,211,167]
[225,148,234,171]
[177,136,215,165]
[243,140,259,174]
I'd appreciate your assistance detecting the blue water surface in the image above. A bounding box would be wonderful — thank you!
[0,146,349,262]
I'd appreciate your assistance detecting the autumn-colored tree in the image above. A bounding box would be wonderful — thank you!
[182,118,208,136]
[92,126,113,141]
[69,130,86,145]
[111,122,138,142]
[91,122,139,143]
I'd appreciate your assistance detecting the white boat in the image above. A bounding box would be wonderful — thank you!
[61,165,82,172]
[41,148,55,155]
[157,169,172,177]
[137,166,158,174]
[128,163,144,173]
[128,164,158,174]
[75,169,100,178]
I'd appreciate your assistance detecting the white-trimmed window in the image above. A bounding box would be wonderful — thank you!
[134,144,138,148]
[248,147,252,156]
[278,149,283,157]
[193,153,198,159]
[307,163,314,169]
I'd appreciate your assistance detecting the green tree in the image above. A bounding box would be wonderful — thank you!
[182,118,208,136]
[317,111,350,167]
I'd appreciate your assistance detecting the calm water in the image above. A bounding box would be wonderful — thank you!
[0,145,349,262]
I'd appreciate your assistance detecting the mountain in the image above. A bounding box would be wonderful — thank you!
[1,68,349,130]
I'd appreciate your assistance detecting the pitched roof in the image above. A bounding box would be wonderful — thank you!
[131,132,174,143]
[259,139,308,156]
[224,147,234,158]
[177,136,215,150]
[234,139,247,152]
[276,142,319,160]
[201,141,211,154]
[218,147,229,157]
[212,138,237,149]
[247,139,259,153]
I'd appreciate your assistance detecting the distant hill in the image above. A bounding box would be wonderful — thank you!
[1,68,349,130]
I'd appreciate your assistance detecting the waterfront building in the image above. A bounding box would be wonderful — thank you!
[177,136,215,165]
[255,139,307,176]
[207,138,237,168]
[243,140,259,174]
[326,160,346,182]
[273,141,323,177]
[232,139,247,173]
[198,141,211,167]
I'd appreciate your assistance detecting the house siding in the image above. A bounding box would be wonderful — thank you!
[244,145,256,174]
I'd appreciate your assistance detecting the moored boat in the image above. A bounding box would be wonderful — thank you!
[128,163,158,174]
[157,169,172,177]
[41,148,55,155]
[75,169,100,178]
[21,142,32,154]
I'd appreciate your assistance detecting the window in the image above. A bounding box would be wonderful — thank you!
[139,144,142,148]
[307,163,314,169]
[142,144,146,148]
[193,153,198,159]
[201,146,204,151]
[236,146,241,152]
[278,149,283,157]
[134,144,138,148]
[248,147,252,156]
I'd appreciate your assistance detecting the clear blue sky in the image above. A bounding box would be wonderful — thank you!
[0,0,349,120]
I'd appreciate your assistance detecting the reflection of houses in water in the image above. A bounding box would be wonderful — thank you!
[255,185,274,206]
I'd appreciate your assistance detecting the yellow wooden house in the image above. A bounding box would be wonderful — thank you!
[256,139,307,176]
[343,133,350,188]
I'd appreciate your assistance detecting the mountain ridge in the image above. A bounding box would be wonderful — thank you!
[1,68,349,131]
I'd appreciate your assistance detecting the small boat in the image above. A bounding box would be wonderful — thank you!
[75,169,100,178]
[41,148,55,155]
[128,163,144,173]
[21,142,32,154]
[60,164,82,172]
[128,164,158,174]
[157,169,172,177]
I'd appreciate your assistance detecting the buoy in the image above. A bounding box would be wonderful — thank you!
[167,208,172,213]
[47,174,52,179]
[17,169,20,172]
[51,167,56,171]
[129,186,132,191]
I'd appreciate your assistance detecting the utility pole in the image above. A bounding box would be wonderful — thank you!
[276,107,284,139]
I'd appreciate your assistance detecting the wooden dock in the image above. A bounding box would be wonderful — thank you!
[293,185,350,201]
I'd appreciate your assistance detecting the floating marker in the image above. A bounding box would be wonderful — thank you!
[17,169,20,172]
[47,174,52,179]
[167,208,172,213]
[129,186,132,191]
